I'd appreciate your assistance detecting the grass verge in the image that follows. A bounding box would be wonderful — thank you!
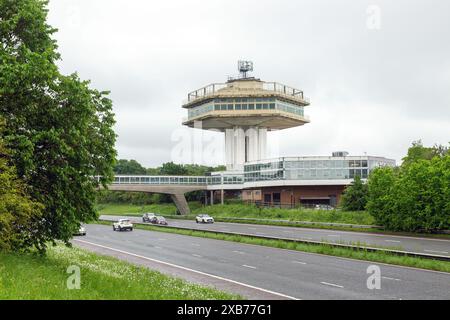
[96,202,375,224]
[0,244,240,300]
[95,220,450,273]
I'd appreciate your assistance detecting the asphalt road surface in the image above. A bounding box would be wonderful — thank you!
[74,224,450,300]
[100,215,450,257]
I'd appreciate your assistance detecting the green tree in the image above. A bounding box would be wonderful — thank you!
[0,119,43,251]
[159,162,188,175]
[340,175,368,211]
[393,157,450,231]
[367,167,398,229]
[114,159,147,175]
[402,140,449,167]
[183,164,226,176]
[0,0,116,251]
[368,155,450,232]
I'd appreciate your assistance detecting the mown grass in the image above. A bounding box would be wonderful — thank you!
[96,202,375,225]
[95,220,450,273]
[96,202,180,215]
[0,245,240,300]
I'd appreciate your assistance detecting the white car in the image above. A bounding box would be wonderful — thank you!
[196,214,214,224]
[142,213,156,223]
[113,219,133,231]
[74,226,86,236]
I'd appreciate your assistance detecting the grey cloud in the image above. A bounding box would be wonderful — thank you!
[47,0,450,166]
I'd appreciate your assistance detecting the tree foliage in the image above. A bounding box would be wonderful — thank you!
[114,159,147,175]
[0,0,116,251]
[402,140,448,168]
[113,159,225,177]
[368,142,450,232]
[340,175,368,211]
[0,119,43,251]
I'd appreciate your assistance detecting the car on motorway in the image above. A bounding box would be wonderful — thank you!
[73,225,86,236]
[196,214,214,224]
[113,219,133,231]
[314,204,334,210]
[152,216,168,225]
[142,213,156,223]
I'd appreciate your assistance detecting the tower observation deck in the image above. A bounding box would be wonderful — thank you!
[182,61,310,171]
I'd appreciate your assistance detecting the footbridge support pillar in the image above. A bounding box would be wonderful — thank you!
[171,193,191,215]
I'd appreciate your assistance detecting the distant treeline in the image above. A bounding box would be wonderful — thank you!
[114,159,226,176]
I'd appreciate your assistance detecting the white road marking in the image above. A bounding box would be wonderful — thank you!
[292,261,307,265]
[382,276,401,281]
[328,235,340,237]
[192,254,203,258]
[385,240,401,243]
[73,239,299,300]
[424,249,449,254]
[321,282,344,288]
[248,227,258,230]
[154,246,162,249]
[242,264,257,269]
[158,238,167,241]
[191,243,201,247]
[233,250,245,254]
[255,233,266,237]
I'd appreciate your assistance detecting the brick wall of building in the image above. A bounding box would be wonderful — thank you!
[245,185,347,207]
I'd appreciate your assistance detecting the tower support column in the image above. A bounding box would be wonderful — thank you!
[258,128,267,160]
[225,127,267,171]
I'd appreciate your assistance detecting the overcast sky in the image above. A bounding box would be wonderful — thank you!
[47,0,450,167]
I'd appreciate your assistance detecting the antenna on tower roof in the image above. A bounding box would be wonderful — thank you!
[238,60,253,79]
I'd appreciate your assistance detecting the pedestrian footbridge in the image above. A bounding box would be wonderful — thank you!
[102,175,244,215]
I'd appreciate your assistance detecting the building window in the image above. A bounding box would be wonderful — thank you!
[362,169,368,178]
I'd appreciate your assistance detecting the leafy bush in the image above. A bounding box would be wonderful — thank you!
[0,124,43,251]
[340,176,368,211]
[368,155,450,232]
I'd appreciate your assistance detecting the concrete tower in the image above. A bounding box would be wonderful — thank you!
[182,61,310,171]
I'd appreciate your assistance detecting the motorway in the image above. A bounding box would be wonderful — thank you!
[100,215,450,257]
[74,224,450,300]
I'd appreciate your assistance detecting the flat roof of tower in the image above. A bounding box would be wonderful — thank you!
[183,79,310,108]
